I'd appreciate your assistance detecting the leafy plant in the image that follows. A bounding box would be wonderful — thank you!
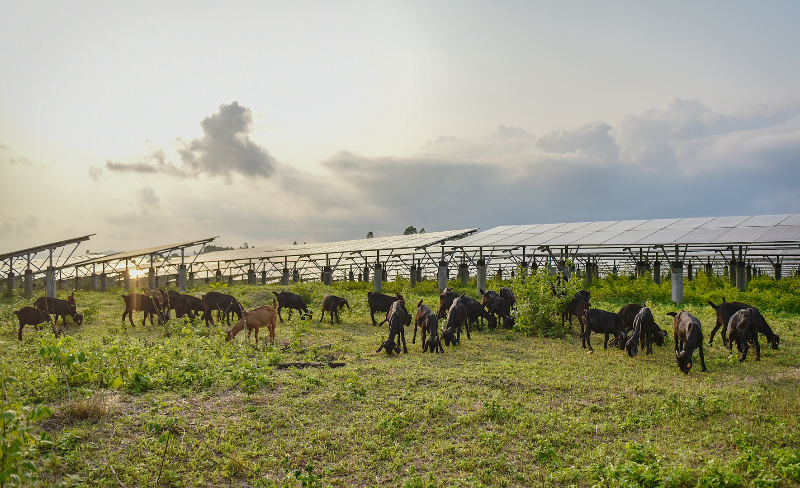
[145,417,179,486]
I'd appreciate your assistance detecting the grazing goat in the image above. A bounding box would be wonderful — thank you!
[581,309,626,352]
[412,300,443,353]
[182,294,205,320]
[320,294,350,325]
[625,307,659,357]
[442,294,470,346]
[461,296,496,330]
[367,291,403,326]
[480,289,514,329]
[436,288,460,319]
[667,311,707,374]
[728,308,761,362]
[226,301,278,344]
[563,296,590,328]
[33,295,83,327]
[376,300,409,354]
[14,307,58,340]
[618,304,643,333]
[272,291,312,322]
[202,292,244,327]
[121,293,166,327]
[708,298,780,349]
[164,290,191,319]
[500,286,516,310]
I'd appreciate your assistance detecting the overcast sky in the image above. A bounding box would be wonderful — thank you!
[2,1,799,253]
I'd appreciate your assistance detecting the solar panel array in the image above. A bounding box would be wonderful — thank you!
[453,215,800,249]
[75,237,218,267]
[192,229,477,264]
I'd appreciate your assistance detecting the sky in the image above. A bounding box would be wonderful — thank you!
[2,1,800,253]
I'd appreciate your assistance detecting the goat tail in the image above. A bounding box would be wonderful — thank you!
[272,297,277,308]
[707,300,719,310]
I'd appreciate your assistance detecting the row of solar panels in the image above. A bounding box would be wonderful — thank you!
[455,215,800,248]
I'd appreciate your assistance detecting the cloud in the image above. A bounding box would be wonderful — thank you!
[0,214,42,240]
[135,186,160,206]
[1,145,45,170]
[535,121,619,161]
[100,102,276,182]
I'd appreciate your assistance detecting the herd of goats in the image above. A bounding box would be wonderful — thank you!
[11,284,782,374]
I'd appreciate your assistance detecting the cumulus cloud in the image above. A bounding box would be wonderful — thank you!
[135,186,160,206]
[0,214,42,240]
[100,102,276,182]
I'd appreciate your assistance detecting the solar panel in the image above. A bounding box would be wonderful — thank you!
[569,231,619,245]
[740,214,790,227]
[549,221,592,233]
[603,229,657,245]
[672,228,730,244]
[538,232,592,246]
[574,221,618,232]
[632,219,681,231]
[775,214,800,226]
[636,228,692,245]
[525,223,567,233]
[713,227,770,243]
[666,217,715,229]
[601,220,649,232]
[702,216,750,228]
[756,226,800,243]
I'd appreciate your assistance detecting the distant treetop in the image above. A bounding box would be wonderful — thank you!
[403,226,417,235]
[367,231,374,238]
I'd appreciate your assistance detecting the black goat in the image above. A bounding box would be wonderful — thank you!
[581,309,626,352]
[708,298,779,349]
[480,289,514,329]
[163,290,191,319]
[667,311,707,374]
[272,291,312,322]
[320,294,350,325]
[376,300,409,354]
[442,293,470,346]
[14,307,58,340]
[461,296,495,331]
[121,293,166,327]
[625,307,660,357]
[728,308,761,362]
[618,304,643,333]
[202,292,244,327]
[499,286,516,310]
[367,291,402,326]
[182,294,205,320]
[412,300,443,353]
[33,296,83,328]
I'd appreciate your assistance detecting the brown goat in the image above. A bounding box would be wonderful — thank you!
[226,301,278,344]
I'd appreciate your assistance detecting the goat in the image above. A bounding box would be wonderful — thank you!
[436,288,460,319]
[625,307,659,357]
[581,309,626,352]
[563,296,590,328]
[226,301,278,344]
[412,300,443,353]
[667,311,707,374]
[500,286,516,310]
[121,293,166,327]
[413,300,434,344]
[461,295,496,331]
[271,291,312,322]
[442,293,470,346]
[33,296,83,328]
[163,290,191,320]
[618,304,643,334]
[202,292,244,327]
[376,299,409,354]
[182,294,205,320]
[728,308,761,362]
[367,291,403,326]
[708,298,779,349]
[14,307,59,340]
[480,289,514,329]
[320,294,350,325]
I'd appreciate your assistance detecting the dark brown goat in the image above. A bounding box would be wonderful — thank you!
[436,288,459,319]
[708,298,779,349]
[272,291,312,322]
[667,311,707,374]
[14,307,58,340]
[618,304,643,333]
[121,293,165,327]
[480,289,514,329]
[500,286,516,310]
[728,308,761,362]
[442,293,470,346]
[376,300,409,354]
[34,295,83,328]
[563,297,590,328]
[461,296,495,330]
[202,292,244,327]
[412,300,443,353]
[367,291,403,326]
[182,294,205,320]
[581,309,626,352]
[624,307,659,357]
[320,294,350,325]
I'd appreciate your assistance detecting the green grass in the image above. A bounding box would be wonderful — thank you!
[0,276,799,487]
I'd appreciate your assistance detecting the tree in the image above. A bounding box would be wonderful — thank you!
[293,241,297,245]
[366,232,374,239]
[419,228,425,233]
[403,226,417,235]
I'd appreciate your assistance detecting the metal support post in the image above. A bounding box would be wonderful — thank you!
[438,260,448,292]
[24,269,33,297]
[653,260,661,285]
[374,263,382,292]
[150,267,157,290]
[281,268,289,285]
[459,263,468,286]
[671,261,684,304]
[123,270,131,291]
[323,266,332,285]
[410,264,417,287]
[736,261,746,291]
[100,272,107,292]
[476,259,486,293]
[46,267,56,298]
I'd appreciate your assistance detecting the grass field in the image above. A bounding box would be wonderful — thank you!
[1,275,799,487]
